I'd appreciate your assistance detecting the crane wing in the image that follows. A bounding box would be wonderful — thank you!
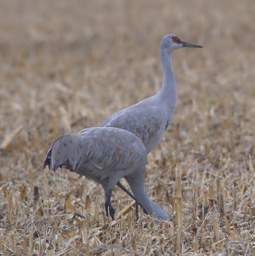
[77,128,146,176]
[103,105,168,152]
[44,128,147,183]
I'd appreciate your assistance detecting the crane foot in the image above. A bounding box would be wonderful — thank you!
[105,202,115,220]
[104,189,116,220]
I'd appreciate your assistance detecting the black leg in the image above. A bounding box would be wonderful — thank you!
[104,189,115,220]
[117,181,148,219]
[109,205,115,220]
[117,182,137,201]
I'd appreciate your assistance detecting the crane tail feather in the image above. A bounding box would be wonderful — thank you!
[43,148,52,169]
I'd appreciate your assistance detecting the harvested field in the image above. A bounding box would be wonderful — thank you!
[0,0,255,255]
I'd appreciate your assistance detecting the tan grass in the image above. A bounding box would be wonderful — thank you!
[0,0,255,255]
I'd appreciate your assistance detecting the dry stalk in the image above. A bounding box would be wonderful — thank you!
[208,177,215,210]
[216,178,224,217]
[0,125,23,150]
[60,106,71,132]
[3,187,15,225]
[175,168,183,255]
[116,201,136,219]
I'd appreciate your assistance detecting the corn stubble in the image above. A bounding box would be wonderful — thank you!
[0,0,255,255]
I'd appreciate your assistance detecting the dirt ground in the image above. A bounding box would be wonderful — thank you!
[0,0,255,255]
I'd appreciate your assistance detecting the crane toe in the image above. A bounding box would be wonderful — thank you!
[109,205,115,220]
[104,189,116,220]
[105,201,115,220]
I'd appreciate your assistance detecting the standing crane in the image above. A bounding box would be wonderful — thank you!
[103,33,202,152]
[44,127,169,221]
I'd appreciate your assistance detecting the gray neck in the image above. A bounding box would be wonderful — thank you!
[158,48,176,111]
[126,174,169,220]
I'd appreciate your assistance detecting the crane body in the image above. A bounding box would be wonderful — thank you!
[44,127,169,220]
[103,34,202,152]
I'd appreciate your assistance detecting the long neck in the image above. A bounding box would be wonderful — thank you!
[126,173,169,220]
[158,48,176,111]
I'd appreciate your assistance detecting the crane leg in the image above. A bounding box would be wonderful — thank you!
[117,181,141,219]
[117,181,136,201]
[104,189,115,220]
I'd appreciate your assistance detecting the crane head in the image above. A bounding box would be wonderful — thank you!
[161,33,202,52]
[44,134,80,171]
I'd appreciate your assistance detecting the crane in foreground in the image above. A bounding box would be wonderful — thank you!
[44,127,169,221]
[103,33,202,152]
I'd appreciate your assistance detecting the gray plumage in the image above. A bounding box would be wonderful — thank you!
[103,33,202,152]
[44,127,169,220]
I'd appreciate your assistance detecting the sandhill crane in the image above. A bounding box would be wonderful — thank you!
[44,127,169,220]
[103,33,202,152]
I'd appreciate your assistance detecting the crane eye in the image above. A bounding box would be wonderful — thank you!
[172,36,181,44]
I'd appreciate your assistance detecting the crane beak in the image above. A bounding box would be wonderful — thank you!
[181,41,203,48]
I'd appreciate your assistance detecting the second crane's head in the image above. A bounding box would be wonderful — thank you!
[160,33,202,53]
